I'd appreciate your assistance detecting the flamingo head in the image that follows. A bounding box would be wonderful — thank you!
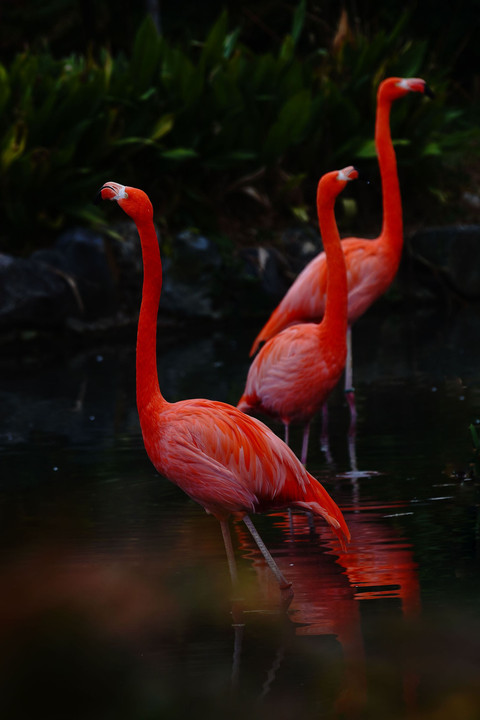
[317,165,358,204]
[379,76,434,102]
[96,181,154,222]
[337,166,359,183]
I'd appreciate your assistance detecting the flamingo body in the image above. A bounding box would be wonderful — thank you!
[238,167,357,462]
[250,77,432,358]
[140,395,348,535]
[97,181,350,591]
[238,321,346,426]
[253,233,398,344]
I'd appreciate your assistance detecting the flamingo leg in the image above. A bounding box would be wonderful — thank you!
[220,519,244,683]
[320,403,334,465]
[346,392,360,504]
[320,403,329,449]
[231,622,244,689]
[344,325,354,392]
[299,422,316,532]
[220,519,239,589]
[242,515,292,591]
[346,389,357,439]
[344,324,358,439]
[300,421,311,466]
[283,423,296,532]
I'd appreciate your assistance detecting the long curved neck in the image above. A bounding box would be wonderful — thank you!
[135,217,166,414]
[317,189,348,338]
[376,93,403,255]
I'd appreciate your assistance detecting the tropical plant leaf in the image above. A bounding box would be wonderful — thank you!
[264,89,312,159]
[1,121,27,170]
[201,10,228,68]
[0,6,475,254]
[131,15,162,93]
[291,0,307,47]
[151,114,175,141]
[0,64,11,115]
[161,148,198,160]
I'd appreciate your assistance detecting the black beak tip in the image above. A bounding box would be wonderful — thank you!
[93,188,103,205]
[353,166,364,182]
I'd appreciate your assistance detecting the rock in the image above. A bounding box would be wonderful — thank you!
[238,226,322,303]
[404,225,480,302]
[280,226,323,273]
[32,228,115,317]
[160,230,224,318]
[174,230,223,272]
[161,257,219,319]
[239,246,291,301]
[0,228,114,331]
[1,221,480,342]
[0,252,74,329]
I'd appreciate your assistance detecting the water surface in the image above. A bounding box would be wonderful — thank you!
[1,304,479,719]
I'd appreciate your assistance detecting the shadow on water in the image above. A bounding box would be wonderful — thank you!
[0,303,480,718]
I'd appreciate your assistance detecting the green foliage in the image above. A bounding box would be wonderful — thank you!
[0,52,113,248]
[0,7,478,254]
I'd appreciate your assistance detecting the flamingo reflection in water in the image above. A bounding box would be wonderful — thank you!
[231,505,420,716]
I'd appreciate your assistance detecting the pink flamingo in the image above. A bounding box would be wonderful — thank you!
[250,77,433,398]
[238,167,358,466]
[96,181,350,595]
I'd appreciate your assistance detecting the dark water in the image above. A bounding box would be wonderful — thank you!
[1,304,479,719]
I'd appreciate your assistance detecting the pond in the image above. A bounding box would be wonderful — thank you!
[0,302,479,719]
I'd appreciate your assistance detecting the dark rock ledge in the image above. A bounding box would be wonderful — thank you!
[1,223,479,349]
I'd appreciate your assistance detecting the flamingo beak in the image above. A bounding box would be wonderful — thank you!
[94,183,127,204]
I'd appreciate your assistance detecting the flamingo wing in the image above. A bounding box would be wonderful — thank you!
[240,324,344,424]
[144,399,349,542]
[341,237,399,322]
[250,235,400,355]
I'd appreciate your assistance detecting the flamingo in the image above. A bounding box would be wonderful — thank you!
[96,181,350,595]
[238,166,357,466]
[249,77,433,398]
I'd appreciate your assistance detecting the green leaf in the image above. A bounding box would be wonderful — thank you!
[112,136,158,147]
[180,59,204,108]
[1,121,27,170]
[264,89,311,159]
[223,28,241,60]
[201,10,228,68]
[161,148,198,160]
[139,87,157,101]
[291,205,309,222]
[279,35,295,63]
[131,15,162,93]
[291,0,307,47]
[0,63,10,115]
[151,113,174,141]
[355,139,377,158]
[422,141,442,156]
